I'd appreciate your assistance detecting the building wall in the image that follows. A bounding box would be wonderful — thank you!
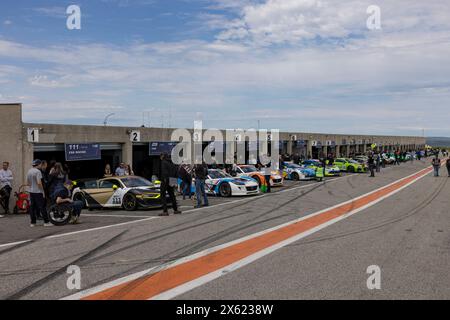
[0,104,26,210]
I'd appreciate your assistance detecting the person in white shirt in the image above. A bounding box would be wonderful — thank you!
[0,162,13,216]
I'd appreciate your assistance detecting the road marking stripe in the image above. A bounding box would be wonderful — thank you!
[64,165,433,300]
[82,214,153,219]
[0,178,336,249]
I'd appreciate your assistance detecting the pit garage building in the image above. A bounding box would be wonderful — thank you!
[0,103,426,208]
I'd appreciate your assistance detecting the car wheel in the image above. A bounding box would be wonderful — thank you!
[219,183,232,197]
[48,204,72,226]
[123,193,138,211]
[348,166,355,173]
[292,172,300,181]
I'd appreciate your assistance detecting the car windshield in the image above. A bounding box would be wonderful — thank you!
[287,164,301,169]
[240,166,257,173]
[120,177,153,188]
[349,160,359,164]
[208,170,229,179]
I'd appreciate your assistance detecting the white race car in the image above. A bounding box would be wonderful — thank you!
[205,169,260,197]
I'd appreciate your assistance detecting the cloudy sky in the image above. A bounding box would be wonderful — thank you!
[0,0,449,136]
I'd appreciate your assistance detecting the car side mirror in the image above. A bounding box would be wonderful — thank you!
[113,185,119,190]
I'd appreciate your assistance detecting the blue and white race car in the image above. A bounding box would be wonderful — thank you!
[206,169,260,197]
[282,163,316,181]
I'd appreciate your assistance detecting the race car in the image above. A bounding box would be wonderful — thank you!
[205,169,260,197]
[282,163,316,181]
[233,165,283,187]
[334,158,367,173]
[72,176,168,211]
[302,160,341,177]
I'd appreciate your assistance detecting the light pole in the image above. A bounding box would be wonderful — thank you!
[103,113,115,126]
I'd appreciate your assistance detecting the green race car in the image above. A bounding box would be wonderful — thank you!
[334,158,367,173]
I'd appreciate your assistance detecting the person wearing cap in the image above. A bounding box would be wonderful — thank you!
[53,180,83,224]
[27,160,52,227]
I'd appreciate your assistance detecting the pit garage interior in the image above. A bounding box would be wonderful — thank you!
[0,103,426,210]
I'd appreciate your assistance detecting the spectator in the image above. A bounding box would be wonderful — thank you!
[432,156,441,177]
[193,162,209,208]
[0,161,13,216]
[126,164,134,176]
[262,164,272,193]
[104,164,113,178]
[159,153,181,216]
[27,160,52,227]
[375,154,381,173]
[179,162,193,201]
[48,163,68,200]
[115,163,127,176]
[53,180,83,224]
[368,154,375,177]
[40,160,49,200]
[446,158,450,177]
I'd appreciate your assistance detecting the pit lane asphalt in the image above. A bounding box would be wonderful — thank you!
[1,160,447,299]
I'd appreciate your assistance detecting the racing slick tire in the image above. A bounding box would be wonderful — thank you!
[348,166,355,173]
[123,193,138,211]
[219,183,232,197]
[291,172,300,181]
[48,204,72,226]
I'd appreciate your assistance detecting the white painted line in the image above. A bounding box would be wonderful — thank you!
[63,165,432,300]
[0,240,32,249]
[82,214,153,219]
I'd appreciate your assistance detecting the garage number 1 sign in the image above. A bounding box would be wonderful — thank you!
[27,128,39,143]
[65,143,101,161]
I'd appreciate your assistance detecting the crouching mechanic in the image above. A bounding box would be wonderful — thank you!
[53,181,83,224]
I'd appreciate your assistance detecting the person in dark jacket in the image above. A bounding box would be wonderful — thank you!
[179,163,192,200]
[368,155,375,177]
[446,158,450,177]
[159,153,181,216]
[193,162,209,208]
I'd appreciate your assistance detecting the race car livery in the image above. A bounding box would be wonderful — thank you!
[282,163,316,181]
[302,160,341,177]
[72,176,168,211]
[206,169,260,197]
[334,158,367,173]
[233,165,283,187]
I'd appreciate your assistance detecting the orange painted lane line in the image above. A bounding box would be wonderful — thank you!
[82,166,433,300]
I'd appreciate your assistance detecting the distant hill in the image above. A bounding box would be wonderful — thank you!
[427,137,450,147]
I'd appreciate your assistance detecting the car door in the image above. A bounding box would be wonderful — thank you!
[84,179,121,207]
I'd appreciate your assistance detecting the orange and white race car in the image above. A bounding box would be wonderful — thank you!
[232,165,283,187]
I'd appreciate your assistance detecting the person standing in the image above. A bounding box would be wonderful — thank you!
[47,163,68,201]
[125,164,134,176]
[432,156,441,177]
[375,154,381,173]
[263,164,272,193]
[159,153,181,216]
[193,162,209,208]
[115,163,127,176]
[27,160,52,227]
[179,162,193,201]
[0,162,13,216]
[104,164,113,178]
[368,155,375,177]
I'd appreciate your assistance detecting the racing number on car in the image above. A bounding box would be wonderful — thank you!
[112,196,121,205]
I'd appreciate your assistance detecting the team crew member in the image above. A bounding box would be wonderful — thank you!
[446,158,450,177]
[27,160,52,227]
[53,180,83,224]
[193,162,209,208]
[368,155,375,177]
[0,162,13,216]
[432,156,441,177]
[263,164,272,193]
[159,153,181,216]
